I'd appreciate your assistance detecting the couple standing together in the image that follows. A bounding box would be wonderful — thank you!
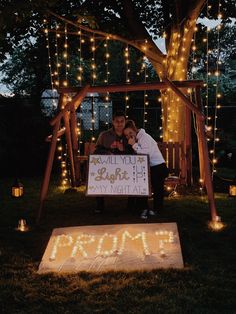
[94,111,169,219]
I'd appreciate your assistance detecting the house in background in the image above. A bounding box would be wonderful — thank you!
[41,90,112,130]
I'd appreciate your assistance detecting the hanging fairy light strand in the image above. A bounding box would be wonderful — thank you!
[54,22,61,88]
[142,56,148,128]
[205,0,211,124]
[56,133,70,188]
[77,29,83,86]
[189,25,198,79]
[90,33,96,142]
[77,28,83,155]
[212,0,223,175]
[44,20,55,90]
[63,23,69,87]
[104,37,110,128]
[124,44,130,118]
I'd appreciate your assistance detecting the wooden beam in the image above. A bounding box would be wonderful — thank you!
[195,90,205,182]
[57,80,204,94]
[63,111,76,187]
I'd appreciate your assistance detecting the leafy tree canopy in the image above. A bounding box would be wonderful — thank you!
[0,0,235,62]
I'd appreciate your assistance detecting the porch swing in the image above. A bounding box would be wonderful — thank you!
[37,79,218,224]
[37,13,219,224]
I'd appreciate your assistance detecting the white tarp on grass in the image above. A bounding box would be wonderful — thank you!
[38,223,184,273]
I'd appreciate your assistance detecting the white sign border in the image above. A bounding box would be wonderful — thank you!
[86,154,151,197]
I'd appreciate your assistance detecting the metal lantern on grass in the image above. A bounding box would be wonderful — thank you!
[16,219,29,232]
[11,179,24,197]
[229,177,236,197]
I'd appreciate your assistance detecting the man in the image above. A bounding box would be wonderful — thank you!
[94,111,133,213]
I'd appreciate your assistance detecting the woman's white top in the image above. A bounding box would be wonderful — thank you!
[132,128,165,167]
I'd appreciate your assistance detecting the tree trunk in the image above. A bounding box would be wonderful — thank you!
[151,18,196,143]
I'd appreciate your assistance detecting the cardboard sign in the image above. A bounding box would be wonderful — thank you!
[86,154,150,196]
[38,223,184,273]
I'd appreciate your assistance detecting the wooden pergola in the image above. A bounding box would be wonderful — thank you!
[37,78,218,223]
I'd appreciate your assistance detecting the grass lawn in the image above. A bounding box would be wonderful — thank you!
[1,177,236,313]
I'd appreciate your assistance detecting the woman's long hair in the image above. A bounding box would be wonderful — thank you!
[124,119,138,132]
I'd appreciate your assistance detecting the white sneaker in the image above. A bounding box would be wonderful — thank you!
[149,210,156,216]
[141,209,148,219]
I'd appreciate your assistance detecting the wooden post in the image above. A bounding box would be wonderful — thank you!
[37,93,67,223]
[185,106,192,185]
[63,111,76,187]
[195,87,218,221]
[37,119,61,223]
[70,106,80,185]
[195,89,205,183]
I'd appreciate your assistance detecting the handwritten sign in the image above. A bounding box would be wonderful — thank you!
[38,223,184,273]
[86,154,150,196]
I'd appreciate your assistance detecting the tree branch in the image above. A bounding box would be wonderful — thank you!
[186,0,207,20]
[47,10,165,69]
[119,0,164,59]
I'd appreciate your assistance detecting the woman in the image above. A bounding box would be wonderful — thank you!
[124,120,169,219]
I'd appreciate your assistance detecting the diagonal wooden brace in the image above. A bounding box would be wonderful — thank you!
[50,84,90,126]
[162,77,205,120]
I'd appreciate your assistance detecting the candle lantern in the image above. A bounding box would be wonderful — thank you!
[16,219,29,232]
[11,179,24,197]
[229,177,236,197]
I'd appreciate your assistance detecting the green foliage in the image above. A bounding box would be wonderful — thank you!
[0,0,235,96]
[0,38,49,96]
